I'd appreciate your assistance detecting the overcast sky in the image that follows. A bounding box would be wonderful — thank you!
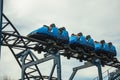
[0,0,120,80]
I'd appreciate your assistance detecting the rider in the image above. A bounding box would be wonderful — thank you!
[49,23,59,39]
[100,40,113,58]
[58,27,69,44]
[108,42,117,57]
[86,35,95,50]
[69,33,79,44]
[94,41,102,50]
[77,32,87,45]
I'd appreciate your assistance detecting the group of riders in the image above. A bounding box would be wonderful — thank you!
[28,23,117,59]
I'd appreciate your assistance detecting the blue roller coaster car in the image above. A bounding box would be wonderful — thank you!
[69,34,94,52]
[27,25,69,44]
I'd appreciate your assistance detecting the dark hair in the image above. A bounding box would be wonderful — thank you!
[71,33,75,36]
[59,27,65,30]
[50,23,56,27]
[108,42,112,45]
[94,41,99,43]
[77,32,83,36]
[100,40,105,44]
[86,35,91,40]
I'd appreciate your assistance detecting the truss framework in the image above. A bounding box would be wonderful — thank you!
[1,13,120,80]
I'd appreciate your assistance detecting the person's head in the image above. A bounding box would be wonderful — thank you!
[86,35,91,40]
[71,33,75,36]
[94,41,99,44]
[50,23,56,28]
[77,32,83,36]
[49,23,56,31]
[59,27,65,31]
[108,42,112,47]
[100,40,105,44]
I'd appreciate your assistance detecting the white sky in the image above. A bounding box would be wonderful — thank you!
[0,0,120,80]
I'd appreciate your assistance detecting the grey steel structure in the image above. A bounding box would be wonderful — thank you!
[108,69,120,80]
[0,0,3,56]
[20,49,61,80]
[1,5,120,80]
[69,60,103,80]
[69,62,93,80]
[2,13,63,80]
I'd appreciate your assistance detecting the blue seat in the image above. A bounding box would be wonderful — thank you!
[29,25,49,35]
[79,35,87,45]
[69,35,80,49]
[79,35,94,51]
[69,35,79,44]
[50,27,59,39]
[103,43,116,57]
[109,45,116,56]
[95,43,102,51]
[87,38,94,47]
[58,28,69,44]
[110,46,117,56]
[69,34,94,52]
[27,25,51,41]
[95,42,116,58]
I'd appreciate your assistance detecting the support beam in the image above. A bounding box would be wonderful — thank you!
[73,62,93,70]
[20,50,61,80]
[21,52,28,80]
[56,52,62,80]
[69,62,93,80]
[94,59,103,80]
[0,0,3,57]
[69,69,77,80]
[24,55,54,68]
[48,60,56,80]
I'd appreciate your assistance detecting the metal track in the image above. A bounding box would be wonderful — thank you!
[1,13,120,80]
